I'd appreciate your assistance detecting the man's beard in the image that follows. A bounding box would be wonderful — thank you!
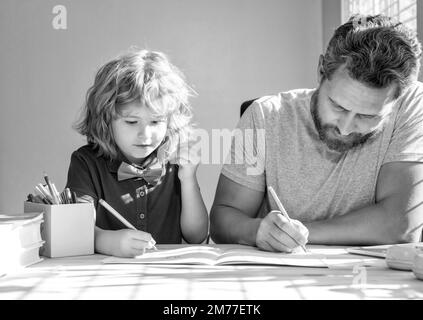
[310,90,381,153]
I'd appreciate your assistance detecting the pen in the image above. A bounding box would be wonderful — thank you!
[33,188,50,204]
[71,191,77,204]
[267,186,307,253]
[43,173,60,205]
[35,185,53,204]
[60,191,67,204]
[51,183,62,204]
[99,199,158,251]
[65,188,73,204]
[59,191,66,204]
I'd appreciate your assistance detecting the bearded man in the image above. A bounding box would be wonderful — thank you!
[210,14,423,252]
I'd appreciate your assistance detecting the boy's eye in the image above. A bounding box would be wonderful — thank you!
[125,120,138,125]
[151,119,165,125]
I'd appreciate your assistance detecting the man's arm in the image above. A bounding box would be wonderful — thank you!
[210,174,264,246]
[306,162,423,245]
[210,174,309,251]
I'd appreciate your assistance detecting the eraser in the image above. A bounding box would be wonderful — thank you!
[385,244,423,271]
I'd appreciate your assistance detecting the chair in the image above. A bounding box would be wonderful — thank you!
[240,98,258,117]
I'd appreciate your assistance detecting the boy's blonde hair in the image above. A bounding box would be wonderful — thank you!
[74,48,195,161]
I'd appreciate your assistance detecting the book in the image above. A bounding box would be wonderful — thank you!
[18,242,44,267]
[102,244,381,268]
[0,212,43,225]
[0,213,43,249]
[0,212,44,275]
[0,242,44,275]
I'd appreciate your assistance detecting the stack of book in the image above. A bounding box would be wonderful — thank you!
[0,212,44,275]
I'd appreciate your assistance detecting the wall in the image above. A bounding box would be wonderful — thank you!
[0,0,322,214]
[322,0,342,50]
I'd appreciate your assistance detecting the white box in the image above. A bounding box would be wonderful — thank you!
[24,202,95,258]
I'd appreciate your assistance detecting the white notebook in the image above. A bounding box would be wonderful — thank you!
[103,244,380,268]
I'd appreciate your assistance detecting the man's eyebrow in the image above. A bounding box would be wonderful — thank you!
[329,97,379,117]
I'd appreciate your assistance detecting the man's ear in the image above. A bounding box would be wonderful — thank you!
[317,54,324,83]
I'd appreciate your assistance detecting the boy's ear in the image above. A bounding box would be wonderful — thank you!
[317,54,325,83]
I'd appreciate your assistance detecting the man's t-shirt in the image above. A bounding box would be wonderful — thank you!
[222,83,423,222]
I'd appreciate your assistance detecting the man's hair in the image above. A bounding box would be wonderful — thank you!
[74,48,195,160]
[321,14,422,98]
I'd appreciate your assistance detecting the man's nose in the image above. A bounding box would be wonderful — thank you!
[337,113,355,136]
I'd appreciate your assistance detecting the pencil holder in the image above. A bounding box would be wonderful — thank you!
[24,202,95,258]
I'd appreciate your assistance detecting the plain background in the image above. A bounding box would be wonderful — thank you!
[0,0,329,214]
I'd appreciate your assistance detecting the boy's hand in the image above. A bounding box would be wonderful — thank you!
[169,138,202,181]
[256,210,309,252]
[109,229,156,257]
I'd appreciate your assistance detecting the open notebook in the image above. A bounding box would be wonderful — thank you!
[102,244,380,268]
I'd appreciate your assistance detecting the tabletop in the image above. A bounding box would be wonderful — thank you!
[1,245,422,300]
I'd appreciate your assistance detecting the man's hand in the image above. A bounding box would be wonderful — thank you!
[256,210,309,252]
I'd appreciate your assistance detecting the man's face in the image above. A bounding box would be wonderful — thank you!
[311,66,396,152]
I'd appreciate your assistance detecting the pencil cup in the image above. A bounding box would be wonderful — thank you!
[24,202,95,258]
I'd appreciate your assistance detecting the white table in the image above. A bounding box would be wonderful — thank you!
[1,245,422,300]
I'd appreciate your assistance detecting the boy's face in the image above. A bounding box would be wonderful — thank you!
[312,66,396,152]
[112,101,168,164]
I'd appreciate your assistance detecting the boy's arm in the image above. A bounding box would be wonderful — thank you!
[80,192,155,257]
[305,161,423,245]
[95,227,117,255]
[178,167,209,244]
[95,226,156,257]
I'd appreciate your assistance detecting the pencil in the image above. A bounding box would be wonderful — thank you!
[65,188,73,204]
[98,199,158,250]
[51,183,62,204]
[35,184,53,204]
[43,173,60,205]
[267,186,307,253]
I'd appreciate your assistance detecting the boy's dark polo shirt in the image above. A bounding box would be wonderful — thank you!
[66,144,182,244]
